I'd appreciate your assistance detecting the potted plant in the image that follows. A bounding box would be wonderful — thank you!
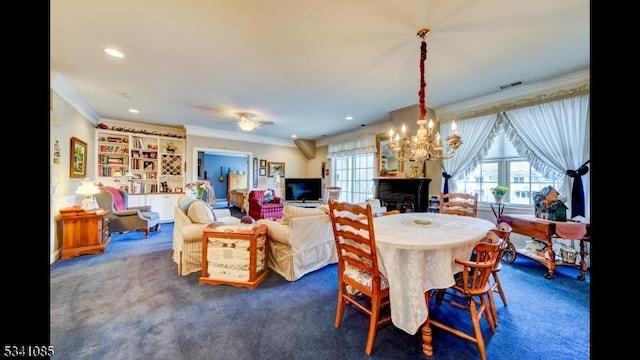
[490,185,509,203]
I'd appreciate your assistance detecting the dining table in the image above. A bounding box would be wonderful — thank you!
[372,212,495,357]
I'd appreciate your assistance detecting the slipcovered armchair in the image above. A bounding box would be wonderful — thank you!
[172,195,241,276]
[248,189,284,220]
[95,186,160,239]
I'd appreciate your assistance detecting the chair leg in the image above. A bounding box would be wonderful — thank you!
[481,295,496,333]
[488,290,499,326]
[493,272,507,306]
[365,295,381,355]
[145,228,150,238]
[335,283,346,328]
[469,299,488,360]
[490,272,507,325]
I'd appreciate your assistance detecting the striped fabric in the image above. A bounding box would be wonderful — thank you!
[256,213,337,281]
[172,196,240,276]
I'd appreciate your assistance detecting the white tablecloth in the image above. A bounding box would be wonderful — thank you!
[373,212,495,334]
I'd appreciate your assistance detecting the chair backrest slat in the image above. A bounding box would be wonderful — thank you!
[439,192,478,217]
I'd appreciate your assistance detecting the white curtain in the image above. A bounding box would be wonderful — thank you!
[440,114,499,192]
[504,94,590,219]
[327,133,377,157]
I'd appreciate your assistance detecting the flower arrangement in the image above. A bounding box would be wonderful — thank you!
[185,180,211,201]
[490,185,509,197]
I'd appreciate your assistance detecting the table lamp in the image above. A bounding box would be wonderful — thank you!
[76,180,100,210]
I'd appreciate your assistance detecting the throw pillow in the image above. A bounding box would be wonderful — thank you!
[178,196,197,213]
[186,200,215,224]
[264,190,274,203]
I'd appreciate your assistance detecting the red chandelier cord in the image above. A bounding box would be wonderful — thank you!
[419,38,427,120]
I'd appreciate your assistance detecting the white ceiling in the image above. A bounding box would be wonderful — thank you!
[50,0,590,142]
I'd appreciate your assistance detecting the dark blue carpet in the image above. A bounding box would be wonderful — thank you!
[50,223,590,359]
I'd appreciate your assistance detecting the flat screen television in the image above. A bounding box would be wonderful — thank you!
[285,178,323,202]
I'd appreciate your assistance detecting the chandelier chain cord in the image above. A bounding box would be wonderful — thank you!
[387,27,462,167]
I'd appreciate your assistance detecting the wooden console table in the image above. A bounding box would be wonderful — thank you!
[498,214,590,280]
[200,223,268,289]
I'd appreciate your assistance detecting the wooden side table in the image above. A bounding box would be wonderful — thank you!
[498,214,590,280]
[60,207,111,259]
[200,223,269,289]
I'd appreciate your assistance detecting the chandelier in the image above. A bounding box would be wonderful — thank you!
[388,28,462,163]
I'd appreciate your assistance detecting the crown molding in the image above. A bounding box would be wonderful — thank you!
[436,68,590,118]
[184,125,296,147]
[50,72,100,123]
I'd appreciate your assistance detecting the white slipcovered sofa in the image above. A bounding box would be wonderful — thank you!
[173,196,241,276]
[256,205,338,281]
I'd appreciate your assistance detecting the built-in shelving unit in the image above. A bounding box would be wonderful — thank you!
[95,129,185,194]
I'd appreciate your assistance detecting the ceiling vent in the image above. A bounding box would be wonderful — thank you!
[499,80,525,90]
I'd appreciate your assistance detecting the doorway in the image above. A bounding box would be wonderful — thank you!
[193,147,254,204]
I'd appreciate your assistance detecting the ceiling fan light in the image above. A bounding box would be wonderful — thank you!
[239,117,257,131]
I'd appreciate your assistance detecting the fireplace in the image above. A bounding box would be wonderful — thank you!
[373,178,431,212]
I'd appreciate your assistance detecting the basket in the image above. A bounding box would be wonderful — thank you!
[560,247,577,264]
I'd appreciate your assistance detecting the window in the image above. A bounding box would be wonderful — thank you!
[453,129,561,205]
[332,153,375,203]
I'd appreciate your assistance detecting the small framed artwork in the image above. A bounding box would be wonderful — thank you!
[267,162,285,177]
[259,168,266,176]
[70,137,87,178]
[260,159,267,167]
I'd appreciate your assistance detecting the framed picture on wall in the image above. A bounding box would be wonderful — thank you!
[267,162,285,177]
[259,168,266,176]
[260,159,267,167]
[70,137,87,178]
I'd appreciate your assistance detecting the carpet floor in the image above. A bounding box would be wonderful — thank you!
[50,222,590,360]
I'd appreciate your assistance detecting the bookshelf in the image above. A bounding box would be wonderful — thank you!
[95,129,184,194]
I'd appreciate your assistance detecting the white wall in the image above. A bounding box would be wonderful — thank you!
[50,83,100,263]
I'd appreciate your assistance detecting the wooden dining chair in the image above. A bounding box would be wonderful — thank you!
[486,222,513,324]
[327,199,392,356]
[428,240,500,360]
[439,192,478,217]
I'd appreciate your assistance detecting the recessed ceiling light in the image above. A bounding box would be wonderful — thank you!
[345,116,353,121]
[104,48,125,58]
[128,109,139,114]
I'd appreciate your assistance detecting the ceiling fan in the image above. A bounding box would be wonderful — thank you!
[237,112,274,132]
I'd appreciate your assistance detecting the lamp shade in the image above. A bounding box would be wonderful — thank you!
[76,180,100,210]
[76,181,100,196]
